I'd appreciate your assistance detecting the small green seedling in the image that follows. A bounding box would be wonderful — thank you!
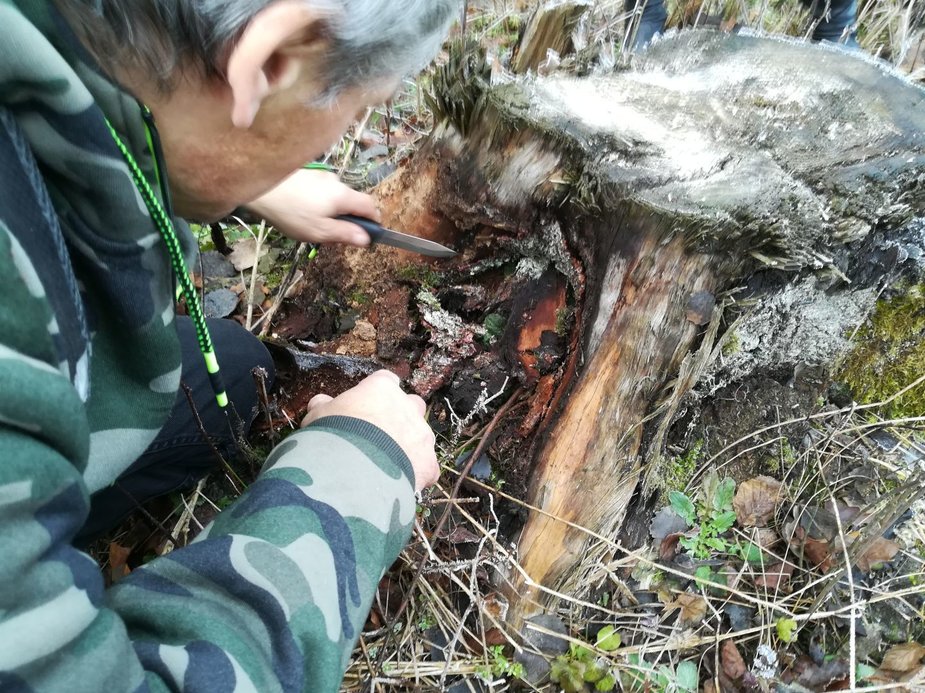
[671,472,738,559]
[475,645,524,682]
[550,626,621,692]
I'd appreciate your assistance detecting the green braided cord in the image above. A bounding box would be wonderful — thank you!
[104,118,229,408]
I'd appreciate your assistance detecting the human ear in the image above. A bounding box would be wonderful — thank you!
[225,0,329,129]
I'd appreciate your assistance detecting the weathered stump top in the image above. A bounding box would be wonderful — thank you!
[471,31,925,269]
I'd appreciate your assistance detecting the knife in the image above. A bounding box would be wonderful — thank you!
[337,214,457,258]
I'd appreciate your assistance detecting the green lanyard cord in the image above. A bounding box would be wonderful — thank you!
[104,118,229,409]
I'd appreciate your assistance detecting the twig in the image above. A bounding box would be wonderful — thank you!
[180,383,244,494]
[245,220,268,331]
[369,386,524,680]
[114,483,183,549]
[252,366,275,446]
[257,242,309,337]
[163,478,206,553]
[339,107,375,177]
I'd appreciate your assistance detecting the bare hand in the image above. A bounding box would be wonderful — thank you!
[300,371,439,492]
[245,168,380,247]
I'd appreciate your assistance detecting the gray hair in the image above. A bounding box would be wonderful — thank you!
[54,0,460,94]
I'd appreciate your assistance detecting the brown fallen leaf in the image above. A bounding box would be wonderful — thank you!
[445,526,481,544]
[856,536,900,573]
[721,640,747,680]
[881,642,925,674]
[755,527,782,549]
[753,562,795,591]
[733,476,783,527]
[484,628,508,646]
[481,593,509,622]
[803,536,834,573]
[782,655,849,689]
[228,237,266,272]
[108,542,132,583]
[659,532,683,561]
[664,592,708,626]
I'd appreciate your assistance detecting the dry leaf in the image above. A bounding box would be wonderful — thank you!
[856,537,900,573]
[733,476,783,527]
[721,640,747,680]
[228,237,266,271]
[753,562,795,591]
[881,642,925,673]
[481,593,509,621]
[659,532,682,561]
[782,655,849,689]
[108,542,132,582]
[755,527,782,549]
[445,526,480,544]
[484,628,508,646]
[665,592,708,625]
[650,506,689,542]
[803,536,834,573]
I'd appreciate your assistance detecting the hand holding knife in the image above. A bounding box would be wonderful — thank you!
[336,214,456,258]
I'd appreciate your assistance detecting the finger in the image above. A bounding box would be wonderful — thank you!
[408,394,427,417]
[369,369,402,386]
[306,393,334,410]
[317,219,371,247]
[338,188,381,222]
[418,451,440,491]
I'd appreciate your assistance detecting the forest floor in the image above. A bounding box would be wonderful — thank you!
[92,2,925,691]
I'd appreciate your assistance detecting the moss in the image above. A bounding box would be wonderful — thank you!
[721,330,741,357]
[665,440,704,492]
[397,264,443,288]
[555,307,572,337]
[837,284,925,418]
[348,289,371,308]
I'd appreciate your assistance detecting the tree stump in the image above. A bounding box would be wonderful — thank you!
[364,31,925,630]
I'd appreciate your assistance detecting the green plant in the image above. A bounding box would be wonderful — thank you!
[550,627,621,692]
[621,655,699,693]
[482,312,507,345]
[671,472,737,559]
[476,645,524,681]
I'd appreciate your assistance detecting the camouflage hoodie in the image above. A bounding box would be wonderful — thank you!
[0,2,417,691]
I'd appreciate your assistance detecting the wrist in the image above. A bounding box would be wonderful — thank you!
[301,415,416,489]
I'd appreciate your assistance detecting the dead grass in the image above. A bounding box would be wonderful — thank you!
[339,378,925,691]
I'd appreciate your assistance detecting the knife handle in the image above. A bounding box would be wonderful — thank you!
[337,214,384,244]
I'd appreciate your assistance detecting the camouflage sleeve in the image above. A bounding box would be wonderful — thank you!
[109,419,417,692]
[1,225,417,692]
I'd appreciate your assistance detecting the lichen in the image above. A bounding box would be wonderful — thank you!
[837,284,925,418]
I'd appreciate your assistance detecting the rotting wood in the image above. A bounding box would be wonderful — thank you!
[511,0,592,74]
[276,31,925,634]
[418,32,925,629]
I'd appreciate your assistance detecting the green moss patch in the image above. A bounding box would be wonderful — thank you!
[837,284,925,418]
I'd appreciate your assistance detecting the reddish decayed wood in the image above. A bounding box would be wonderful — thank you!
[509,232,715,624]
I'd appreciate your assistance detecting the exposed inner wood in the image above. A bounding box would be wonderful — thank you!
[512,0,592,73]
